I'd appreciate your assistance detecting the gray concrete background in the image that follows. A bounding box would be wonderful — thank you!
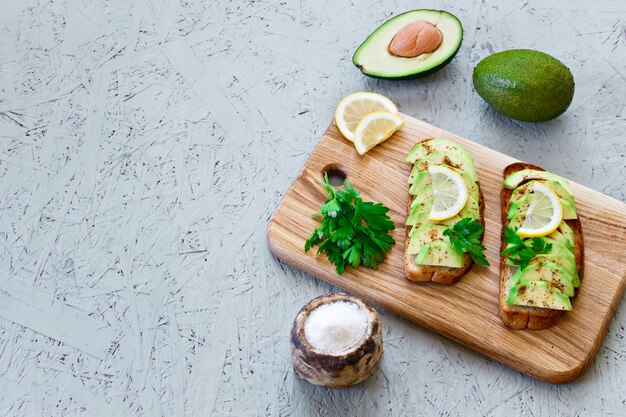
[0,0,625,416]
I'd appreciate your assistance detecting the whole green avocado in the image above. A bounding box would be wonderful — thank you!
[473,49,574,122]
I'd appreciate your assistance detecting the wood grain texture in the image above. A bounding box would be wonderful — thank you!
[267,114,626,384]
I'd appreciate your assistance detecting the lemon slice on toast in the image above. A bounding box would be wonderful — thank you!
[428,165,468,221]
[517,183,563,238]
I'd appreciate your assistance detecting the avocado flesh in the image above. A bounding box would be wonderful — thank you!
[548,229,572,249]
[509,195,576,225]
[406,193,478,267]
[409,197,433,214]
[353,10,463,80]
[504,238,575,272]
[406,207,429,227]
[508,193,532,221]
[504,236,575,268]
[510,179,575,207]
[408,151,478,183]
[407,223,464,268]
[560,200,577,220]
[406,138,473,164]
[407,190,479,227]
[411,184,433,207]
[410,184,433,206]
[503,222,580,307]
[503,169,573,194]
[407,162,480,227]
[507,280,572,310]
[541,238,576,261]
[509,261,575,297]
[509,180,577,220]
[407,202,434,225]
[415,240,464,268]
[406,139,478,182]
[556,222,575,248]
[410,167,479,208]
[409,170,432,195]
[407,211,460,229]
[407,224,447,254]
[550,222,578,247]
[409,171,477,212]
[532,254,579,287]
[458,170,480,204]
[473,49,574,122]
[463,193,480,220]
[542,180,573,200]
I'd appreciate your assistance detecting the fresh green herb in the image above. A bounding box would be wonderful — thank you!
[443,218,489,266]
[304,174,395,274]
[500,225,552,269]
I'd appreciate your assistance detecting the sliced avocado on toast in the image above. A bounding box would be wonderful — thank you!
[404,138,484,284]
[507,280,573,311]
[508,261,576,298]
[503,169,574,195]
[525,254,580,288]
[416,240,464,268]
[409,170,431,195]
[408,148,478,183]
[500,162,584,330]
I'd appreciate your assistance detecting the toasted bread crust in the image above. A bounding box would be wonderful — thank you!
[499,162,584,330]
[404,138,485,285]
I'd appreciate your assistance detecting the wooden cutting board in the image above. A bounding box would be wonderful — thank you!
[267,113,626,383]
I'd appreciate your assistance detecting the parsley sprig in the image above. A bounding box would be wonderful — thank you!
[304,174,395,274]
[500,226,552,269]
[443,218,489,266]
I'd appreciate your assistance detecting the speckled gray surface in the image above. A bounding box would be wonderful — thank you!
[0,0,625,416]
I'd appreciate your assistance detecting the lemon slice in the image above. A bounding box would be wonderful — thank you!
[517,183,563,238]
[335,92,398,142]
[353,112,405,155]
[428,165,468,221]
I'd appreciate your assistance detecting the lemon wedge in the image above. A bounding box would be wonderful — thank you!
[353,112,404,155]
[428,165,468,221]
[335,92,398,142]
[517,183,563,238]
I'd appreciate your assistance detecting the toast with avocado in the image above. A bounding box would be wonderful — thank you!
[500,162,584,330]
[404,138,485,284]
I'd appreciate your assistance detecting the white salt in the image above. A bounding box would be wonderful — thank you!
[304,301,369,354]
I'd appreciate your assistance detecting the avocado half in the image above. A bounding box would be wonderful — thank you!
[353,10,463,80]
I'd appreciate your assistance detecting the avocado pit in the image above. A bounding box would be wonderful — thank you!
[389,21,443,58]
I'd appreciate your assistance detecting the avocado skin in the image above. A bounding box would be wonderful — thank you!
[355,46,462,80]
[473,49,574,122]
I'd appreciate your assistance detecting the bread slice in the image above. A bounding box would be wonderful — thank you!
[404,138,485,285]
[500,162,584,330]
